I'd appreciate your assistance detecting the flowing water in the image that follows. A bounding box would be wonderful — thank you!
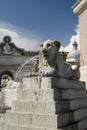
[15,55,39,81]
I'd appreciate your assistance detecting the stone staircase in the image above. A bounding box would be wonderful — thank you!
[3,77,87,130]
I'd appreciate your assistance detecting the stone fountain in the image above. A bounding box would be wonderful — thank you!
[2,40,87,130]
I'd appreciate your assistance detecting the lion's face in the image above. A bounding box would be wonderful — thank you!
[40,40,59,61]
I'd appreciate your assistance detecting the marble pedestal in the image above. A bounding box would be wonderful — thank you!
[3,77,87,130]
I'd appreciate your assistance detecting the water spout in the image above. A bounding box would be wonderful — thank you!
[15,55,39,81]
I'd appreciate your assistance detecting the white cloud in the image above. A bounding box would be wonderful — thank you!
[60,24,79,52]
[0,22,41,51]
[0,22,80,52]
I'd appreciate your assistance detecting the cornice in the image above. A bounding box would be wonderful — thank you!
[73,0,87,15]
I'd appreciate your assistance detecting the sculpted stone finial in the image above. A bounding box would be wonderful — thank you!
[1,36,13,54]
[39,40,80,80]
[3,36,11,43]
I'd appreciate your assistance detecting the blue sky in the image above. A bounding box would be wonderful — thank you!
[0,0,78,51]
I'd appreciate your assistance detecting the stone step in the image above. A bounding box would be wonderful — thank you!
[15,94,87,114]
[17,88,87,101]
[62,117,87,130]
[62,89,87,100]
[23,77,85,90]
[56,98,87,112]
[0,124,5,130]
[11,98,87,115]
[5,125,60,130]
[69,98,87,111]
[78,117,87,130]
[58,107,87,128]
[11,100,70,114]
[17,88,62,101]
[3,88,18,106]
[6,107,87,129]
[0,113,6,130]
[62,124,78,130]
[6,112,58,129]
[0,113,6,123]
[41,77,85,90]
[3,76,87,130]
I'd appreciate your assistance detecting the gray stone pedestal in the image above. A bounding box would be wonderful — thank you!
[3,77,87,130]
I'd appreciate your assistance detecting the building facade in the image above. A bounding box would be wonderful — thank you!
[73,0,87,84]
[0,36,38,84]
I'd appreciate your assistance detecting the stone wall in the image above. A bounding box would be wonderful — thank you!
[79,8,87,67]
[73,0,87,86]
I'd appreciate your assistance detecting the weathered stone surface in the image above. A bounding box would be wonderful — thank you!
[4,75,87,130]
[74,108,87,121]
[0,124,5,130]
[5,125,60,130]
[12,100,56,114]
[78,118,87,130]
[23,77,85,90]
[41,77,85,89]
[23,77,39,89]
[55,98,87,112]
[58,108,87,128]
[62,124,78,130]
[12,100,70,114]
[69,98,87,110]
[0,113,6,130]
[17,88,87,101]
[62,118,87,130]
[62,89,87,99]
[6,112,58,129]
[3,88,18,107]
[6,107,87,129]
[73,0,87,86]
[17,88,62,101]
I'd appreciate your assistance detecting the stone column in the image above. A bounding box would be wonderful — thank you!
[73,0,87,85]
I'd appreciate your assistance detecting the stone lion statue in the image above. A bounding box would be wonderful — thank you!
[39,40,80,80]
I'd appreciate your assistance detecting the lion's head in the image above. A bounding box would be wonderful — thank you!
[40,40,61,61]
